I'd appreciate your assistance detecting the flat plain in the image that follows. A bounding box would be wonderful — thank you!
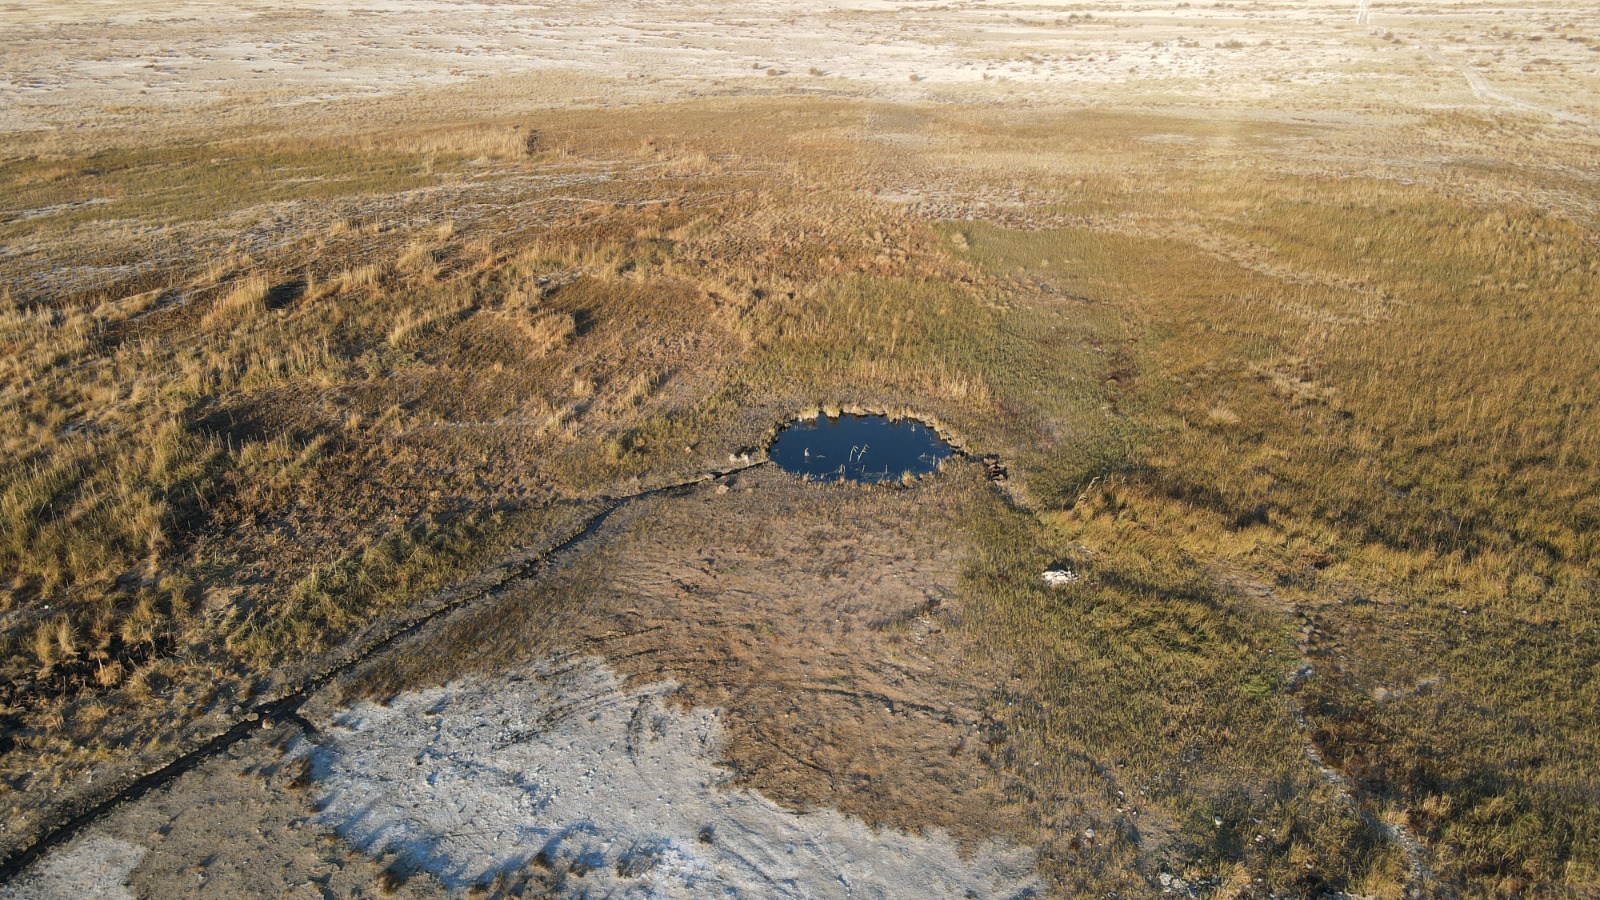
[1,1,1598,897]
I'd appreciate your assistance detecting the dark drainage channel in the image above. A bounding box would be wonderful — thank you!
[768,414,953,484]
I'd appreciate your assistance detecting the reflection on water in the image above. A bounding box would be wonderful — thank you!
[768,414,953,483]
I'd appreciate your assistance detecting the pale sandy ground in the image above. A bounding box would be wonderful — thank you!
[0,836,143,900]
[0,658,1038,899]
[304,656,1040,898]
[2,0,1598,132]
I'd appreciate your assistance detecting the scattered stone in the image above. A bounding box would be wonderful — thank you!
[1042,568,1078,586]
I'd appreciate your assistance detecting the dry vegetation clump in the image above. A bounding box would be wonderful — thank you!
[320,123,544,162]
[1,95,1597,897]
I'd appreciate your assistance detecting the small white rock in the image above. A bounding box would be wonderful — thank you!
[1041,568,1078,587]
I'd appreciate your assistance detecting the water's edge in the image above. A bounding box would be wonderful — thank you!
[749,406,1008,485]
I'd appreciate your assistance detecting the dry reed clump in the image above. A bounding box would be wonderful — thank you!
[337,124,539,161]
[241,125,543,168]
[509,310,578,358]
[199,275,270,330]
[386,288,474,348]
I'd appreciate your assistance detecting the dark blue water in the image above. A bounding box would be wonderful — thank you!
[768,414,953,483]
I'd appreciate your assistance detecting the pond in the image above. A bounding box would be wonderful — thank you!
[768,414,954,484]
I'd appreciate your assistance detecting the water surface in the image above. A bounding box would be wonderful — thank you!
[768,414,953,483]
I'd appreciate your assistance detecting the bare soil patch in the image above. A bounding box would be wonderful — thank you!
[308,655,1040,897]
[354,464,1037,852]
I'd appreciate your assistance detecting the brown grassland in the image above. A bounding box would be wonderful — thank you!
[1,80,1598,897]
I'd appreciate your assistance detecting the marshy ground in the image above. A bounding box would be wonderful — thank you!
[2,1,1599,897]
